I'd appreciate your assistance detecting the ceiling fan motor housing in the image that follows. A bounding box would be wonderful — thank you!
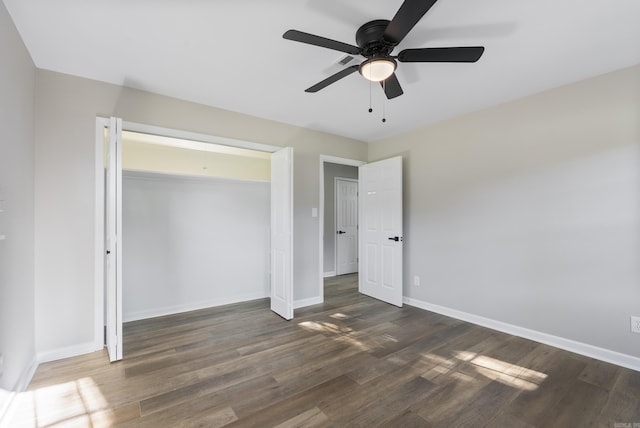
[356,20,396,58]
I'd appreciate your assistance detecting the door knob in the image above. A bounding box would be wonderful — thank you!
[388,236,401,241]
[337,230,346,234]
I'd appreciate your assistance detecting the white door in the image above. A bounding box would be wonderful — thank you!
[335,178,358,275]
[270,147,294,320]
[358,156,403,307]
[105,117,123,361]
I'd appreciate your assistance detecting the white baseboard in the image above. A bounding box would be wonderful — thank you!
[36,342,98,365]
[323,271,336,278]
[123,293,269,322]
[127,293,324,320]
[404,296,640,372]
[14,357,38,392]
[294,296,323,309]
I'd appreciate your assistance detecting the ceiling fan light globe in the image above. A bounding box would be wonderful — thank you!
[359,58,396,82]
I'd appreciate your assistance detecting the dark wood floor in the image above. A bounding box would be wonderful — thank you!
[8,274,640,427]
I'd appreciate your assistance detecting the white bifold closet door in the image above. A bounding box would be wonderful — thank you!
[105,117,123,361]
[270,147,294,320]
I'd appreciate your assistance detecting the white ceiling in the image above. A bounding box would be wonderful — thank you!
[4,0,640,143]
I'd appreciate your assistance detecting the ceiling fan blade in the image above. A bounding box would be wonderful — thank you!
[380,73,404,99]
[383,0,438,45]
[305,65,359,93]
[283,30,360,55]
[398,46,485,62]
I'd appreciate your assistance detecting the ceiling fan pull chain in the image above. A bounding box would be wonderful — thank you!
[382,80,387,123]
[368,79,373,113]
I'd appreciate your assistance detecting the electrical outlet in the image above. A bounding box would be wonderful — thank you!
[631,316,640,334]
[413,275,420,286]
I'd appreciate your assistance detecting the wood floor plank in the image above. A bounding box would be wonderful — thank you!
[345,354,400,385]
[335,376,437,427]
[272,349,370,397]
[612,368,640,402]
[543,380,610,428]
[234,328,315,356]
[177,406,237,428]
[485,411,537,428]
[273,407,330,428]
[8,273,639,427]
[432,380,519,428]
[379,409,432,428]
[224,375,359,428]
[578,358,622,391]
[414,368,494,424]
[138,365,260,416]
[92,402,142,427]
[489,351,588,427]
[596,389,640,427]
[129,375,280,427]
[318,363,428,422]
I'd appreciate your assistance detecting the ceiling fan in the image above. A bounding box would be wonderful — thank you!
[283,0,485,99]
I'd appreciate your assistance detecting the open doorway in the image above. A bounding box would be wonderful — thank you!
[318,156,365,301]
[119,131,273,323]
[324,165,358,277]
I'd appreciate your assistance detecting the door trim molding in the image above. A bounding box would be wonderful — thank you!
[122,121,281,153]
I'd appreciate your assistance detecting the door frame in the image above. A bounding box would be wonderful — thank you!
[334,177,359,276]
[318,155,366,302]
[94,119,283,351]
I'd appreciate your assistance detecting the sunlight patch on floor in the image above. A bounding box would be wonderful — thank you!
[298,320,352,335]
[298,321,398,351]
[5,378,114,428]
[418,350,548,391]
[419,352,461,381]
[329,313,351,320]
[452,350,548,391]
[466,354,547,391]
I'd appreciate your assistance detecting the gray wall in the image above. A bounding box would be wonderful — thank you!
[323,163,358,275]
[122,171,270,321]
[0,1,36,395]
[33,69,367,356]
[369,64,640,360]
